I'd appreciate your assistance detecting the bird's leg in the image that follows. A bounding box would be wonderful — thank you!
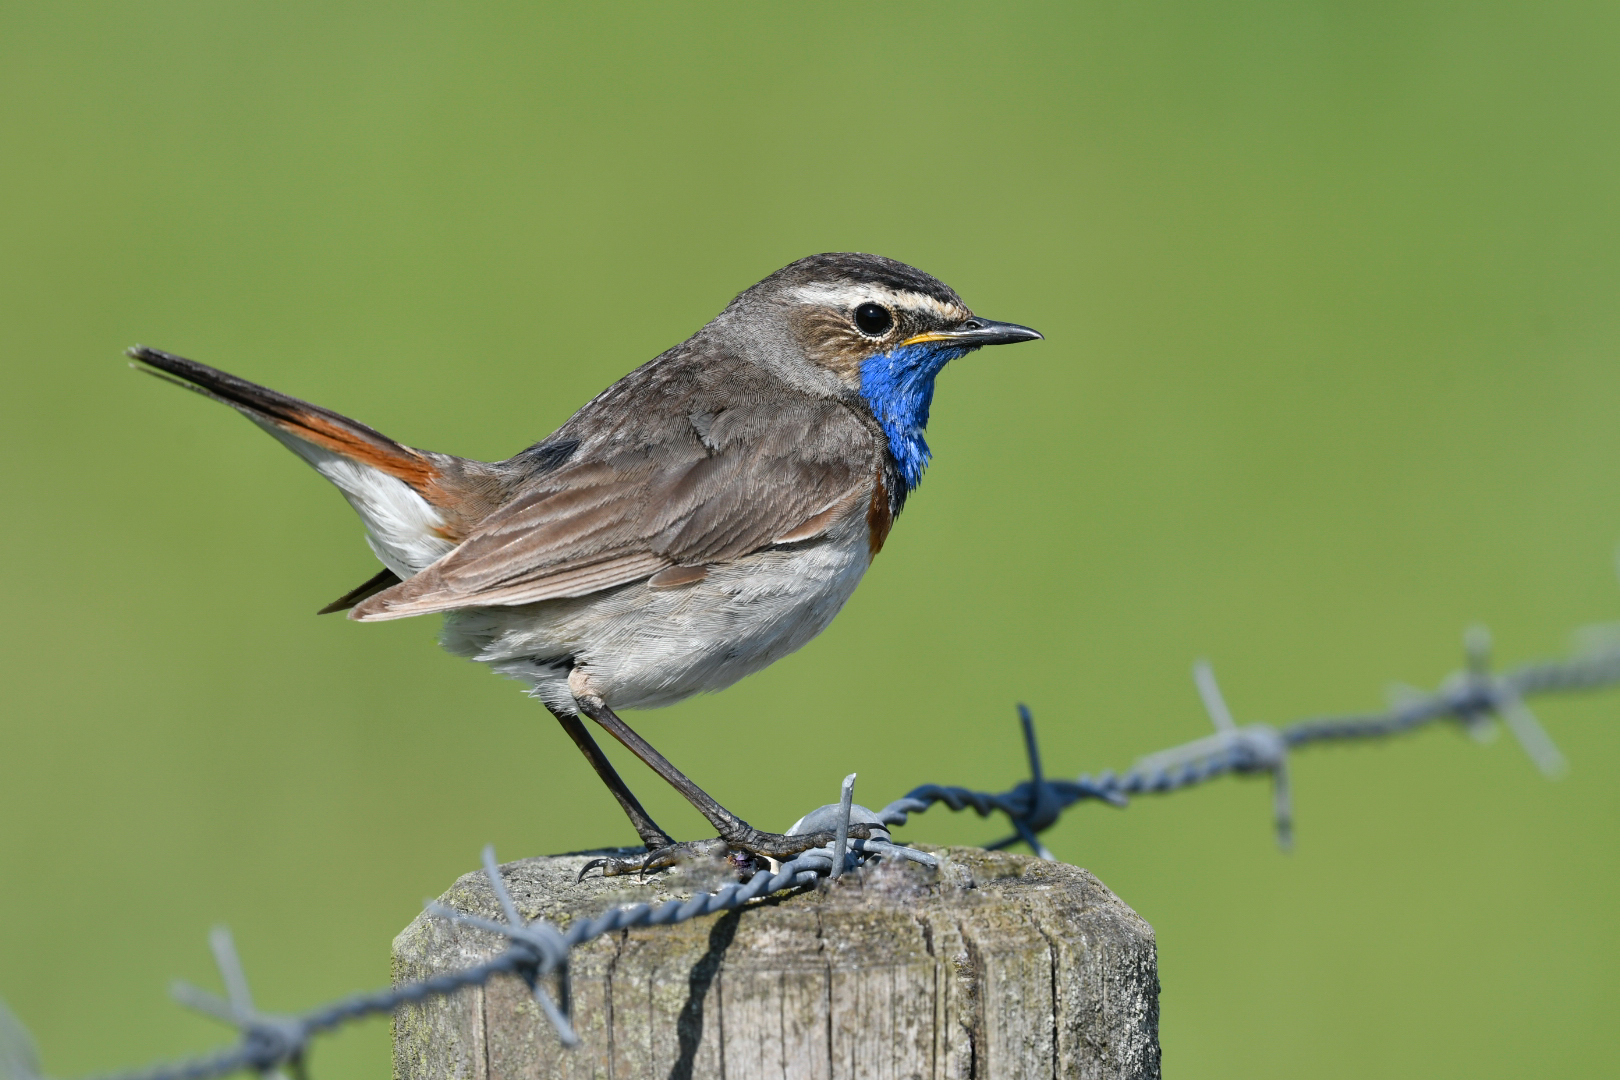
[573,695,872,877]
[547,708,675,851]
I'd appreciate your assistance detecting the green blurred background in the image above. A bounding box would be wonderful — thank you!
[4,2,1619,1076]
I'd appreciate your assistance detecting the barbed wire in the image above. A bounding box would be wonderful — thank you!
[881,624,1619,857]
[3,622,1618,1080]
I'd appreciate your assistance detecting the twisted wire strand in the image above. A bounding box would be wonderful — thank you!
[886,633,1620,855]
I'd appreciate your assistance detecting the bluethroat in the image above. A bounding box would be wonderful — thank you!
[131,253,1042,873]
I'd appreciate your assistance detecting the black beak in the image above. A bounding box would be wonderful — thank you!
[905,318,1044,348]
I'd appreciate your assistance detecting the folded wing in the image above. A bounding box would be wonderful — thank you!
[351,394,877,620]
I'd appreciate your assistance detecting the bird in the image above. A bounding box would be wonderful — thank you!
[130,252,1042,875]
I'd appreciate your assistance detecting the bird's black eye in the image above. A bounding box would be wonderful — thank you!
[853,302,893,337]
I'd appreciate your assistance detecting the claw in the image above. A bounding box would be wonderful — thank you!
[577,839,730,879]
[574,825,881,882]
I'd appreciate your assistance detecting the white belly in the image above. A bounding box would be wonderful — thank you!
[439,519,873,714]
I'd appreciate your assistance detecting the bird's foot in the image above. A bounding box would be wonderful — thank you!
[577,839,728,881]
[576,825,877,881]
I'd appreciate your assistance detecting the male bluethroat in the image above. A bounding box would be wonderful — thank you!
[131,253,1042,872]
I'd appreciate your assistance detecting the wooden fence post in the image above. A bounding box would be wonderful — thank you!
[393,846,1160,1079]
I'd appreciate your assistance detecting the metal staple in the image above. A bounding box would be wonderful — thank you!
[3,623,1619,1080]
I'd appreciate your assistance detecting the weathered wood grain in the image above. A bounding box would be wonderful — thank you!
[393,846,1159,1080]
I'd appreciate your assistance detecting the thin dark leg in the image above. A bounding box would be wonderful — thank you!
[547,707,674,850]
[575,697,871,863]
[576,699,749,835]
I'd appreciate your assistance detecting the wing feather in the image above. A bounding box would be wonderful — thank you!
[351,393,879,621]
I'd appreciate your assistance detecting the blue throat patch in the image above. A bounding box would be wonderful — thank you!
[858,341,975,492]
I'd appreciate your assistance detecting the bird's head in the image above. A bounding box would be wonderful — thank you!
[717,252,1043,491]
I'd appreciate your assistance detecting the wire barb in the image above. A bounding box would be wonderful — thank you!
[0,1000,42,1080]
[1193,659,1238,734]
[444,846,577,1047]
[830,774,857,879]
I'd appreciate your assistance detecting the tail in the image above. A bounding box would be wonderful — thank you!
[130,345,461,607]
